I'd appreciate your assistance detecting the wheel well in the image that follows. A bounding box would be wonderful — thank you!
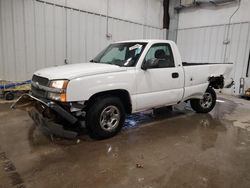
[86,90,132,114]
[208,75,224,89]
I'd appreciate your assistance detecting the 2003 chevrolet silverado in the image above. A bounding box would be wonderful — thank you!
[12,40,233,139]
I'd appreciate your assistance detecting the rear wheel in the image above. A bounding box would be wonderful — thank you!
[86,96,125,139]
[190,87,216,113]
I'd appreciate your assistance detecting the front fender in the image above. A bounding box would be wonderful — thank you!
[66,70,136,102]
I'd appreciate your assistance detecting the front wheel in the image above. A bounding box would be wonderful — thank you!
[190,87,216,113]
[86,96,125,139]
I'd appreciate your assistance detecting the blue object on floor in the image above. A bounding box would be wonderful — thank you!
[0,80,31,90]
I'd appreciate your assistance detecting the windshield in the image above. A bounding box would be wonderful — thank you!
[91,42,147,67]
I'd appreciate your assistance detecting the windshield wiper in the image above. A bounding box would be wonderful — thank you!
[108,62,122,67]
[90,60,122,67]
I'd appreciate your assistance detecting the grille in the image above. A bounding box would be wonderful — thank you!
[31,85,46,98]
[32,75,49,86]
[31,75,49,98]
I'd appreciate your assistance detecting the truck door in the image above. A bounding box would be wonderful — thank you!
[135,43,184,111]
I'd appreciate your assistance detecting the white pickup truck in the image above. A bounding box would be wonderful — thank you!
[12,40,233,139]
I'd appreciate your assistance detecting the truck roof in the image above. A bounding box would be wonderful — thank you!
[112,39,174,44]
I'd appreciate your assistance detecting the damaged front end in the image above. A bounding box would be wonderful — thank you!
[11,94,79,139]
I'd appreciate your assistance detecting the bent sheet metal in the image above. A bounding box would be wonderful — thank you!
[11,94,78,139]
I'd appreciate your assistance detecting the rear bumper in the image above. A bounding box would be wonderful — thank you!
[11,94,78,139]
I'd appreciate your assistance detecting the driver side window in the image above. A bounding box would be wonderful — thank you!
[144,43,175,68]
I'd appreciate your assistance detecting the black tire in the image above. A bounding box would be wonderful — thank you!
[86,96,125,139]
[4,92,15,100]
[190,87,216,113]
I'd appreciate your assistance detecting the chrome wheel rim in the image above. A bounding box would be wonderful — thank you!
[200,92,213,109]
[99,105,120,131]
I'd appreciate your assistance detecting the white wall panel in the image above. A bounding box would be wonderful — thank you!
[1,0,16,80]
[178,0,250,29]
[0,0,166,81]
[35,1,46,70]
[79,12,87,62]
[12,0,26,81]
[177,0,250,95]
[177,23,250,94]
[216,26,227,63]
[54,5,65,66]
[228,23,250,93]
[69,9,80,63]
[24,0,37,76]
[242,24,250,90]
[0,0,4,80]
[43,0,164,28]
[147,0,163,28]
[45,4,56,67]
[109,0,146,26]
[178,25,238,64]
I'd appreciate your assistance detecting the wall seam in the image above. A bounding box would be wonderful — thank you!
[178,21,250,31]
[33,0,38,71]
[0,0,5,79]
[78,10,81,62]
[207,27,212,62]
[65,0,68,64]
[53,4,56,66]
[22,0,28,79]
[226,24,235,63]
[221,25,227,62]
[43,2,47,67]
[84,12,87,61]
[11,0,17,81]
[241,23,250,77]
[213,26,220,62]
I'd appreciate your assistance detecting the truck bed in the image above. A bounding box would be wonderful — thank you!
[181,62,233,100]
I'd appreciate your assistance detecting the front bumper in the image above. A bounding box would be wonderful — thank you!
[11,94,78,139]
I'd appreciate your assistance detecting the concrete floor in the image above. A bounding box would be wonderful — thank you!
[1,95,250,188]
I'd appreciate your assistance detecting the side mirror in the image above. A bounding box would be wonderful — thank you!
[141,58,159,70]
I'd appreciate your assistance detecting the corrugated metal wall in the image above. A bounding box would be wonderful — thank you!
[0,0,166,81]
[177,22,250,94]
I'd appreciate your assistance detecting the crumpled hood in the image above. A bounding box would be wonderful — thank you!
[34,63,126,80]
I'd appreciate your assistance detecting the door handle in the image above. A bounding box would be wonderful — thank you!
[172,72,179,78]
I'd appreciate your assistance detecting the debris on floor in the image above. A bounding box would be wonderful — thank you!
[136,163,144,169]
